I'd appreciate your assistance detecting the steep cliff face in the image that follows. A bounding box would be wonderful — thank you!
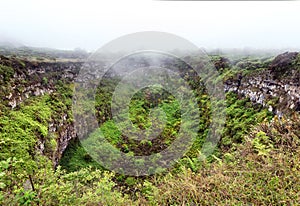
[0,56,81,109]
[0,55,82,166]
[224,52,300,116]
[48,119,77,166]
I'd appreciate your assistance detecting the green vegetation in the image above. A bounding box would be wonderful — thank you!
[0,161,134,205]
[0,64,14,83]
[0,46,89,62]
[61,91,272,174]
[145,114,300,205]
[221,92,272,149]
[0,89,133,205]
[0,96,51,172]
[59,139,103,172]
[0,53,299,205]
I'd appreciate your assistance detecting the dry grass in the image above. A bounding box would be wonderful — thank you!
[140,114,300,205]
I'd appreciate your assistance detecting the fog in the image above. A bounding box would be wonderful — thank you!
[1,0,300,51]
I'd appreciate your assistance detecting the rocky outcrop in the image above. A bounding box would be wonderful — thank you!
[0,56,81,109]
[225,52,300,116]
[269,52,299,75]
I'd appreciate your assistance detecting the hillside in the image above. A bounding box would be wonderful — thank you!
[0,49,299,205]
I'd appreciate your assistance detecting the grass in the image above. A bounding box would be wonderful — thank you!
[1,53,299,205]
[135,114,300,205]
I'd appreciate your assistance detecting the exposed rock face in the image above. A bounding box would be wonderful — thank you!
[269,52,299,75]
[2,60,81,109]
[35,118,76,167]
[0,56,82,167]
[51,121,77,166]
[225,52,300,116]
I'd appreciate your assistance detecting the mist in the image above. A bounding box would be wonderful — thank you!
[1,0,300,51]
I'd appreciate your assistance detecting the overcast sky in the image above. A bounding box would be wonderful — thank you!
[0,0,300,51]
